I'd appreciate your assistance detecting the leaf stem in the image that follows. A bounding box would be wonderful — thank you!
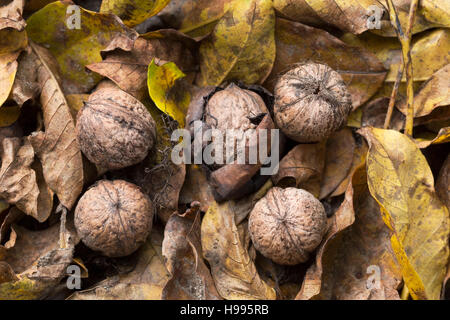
[384,67,403,129]
[385,0,419,136]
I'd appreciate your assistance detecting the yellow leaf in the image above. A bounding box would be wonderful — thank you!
[147,60,190,128]
[415,127,450,149]
[100,0,170,27]
[26,1,137,93]
[359,127,450,300]
[341,29,450,83]
[0,106,20,128]
[197,0,275,87]
[201,201,276,300]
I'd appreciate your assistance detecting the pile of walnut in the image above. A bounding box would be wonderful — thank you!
[74,62,351,262]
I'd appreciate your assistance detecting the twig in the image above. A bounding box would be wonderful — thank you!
[385,0,419,136]
[384,67,403,129]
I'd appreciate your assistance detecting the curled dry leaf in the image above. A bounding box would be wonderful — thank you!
[272,142,326,198]
[158,0,234,38]
[27,42,83,210]
[197,0,275,87]
[201,201,276,300]
[0,213,77,300]
[359,127,450,300]
[0,138,53,222]
[415,127,450,149]
[397,64,450,118]
[100,0,170,27]
[162,211,221,300]
[69,227,171,300]
[297,166,402,300]
[319,128,356,200]
[264,18,386,109]
[0,0,25,31]
[87,30,196,100]
[26,1,138,93]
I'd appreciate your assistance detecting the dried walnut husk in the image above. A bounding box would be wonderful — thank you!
[249,187,327,265]
[74,179,154,257]
[204,83,269,166]
[76,87,156,170]
[274,63,352,143]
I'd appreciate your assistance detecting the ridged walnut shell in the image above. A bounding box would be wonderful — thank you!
[204,83,268,165]
[248,187,327,265]
[274,63,352,143]
[76,87,156,170]
[74,179,154,257]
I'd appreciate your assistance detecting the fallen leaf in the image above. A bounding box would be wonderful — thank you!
[360,97,405,131]
[100,0,170,27]
[271,142,326,198]
[0,213,77,300]
[162,211,221,300]
[0,137,53,222]
[65,94,89,120]
[297,166,402,300]
[415,127,450,149]
[27,42,83,210]
[69,227,171,300]
[319,128,356,199]
[201,201,276,300]
[397,64,450,118]
[0,0,25,31]
[26,1,138,93]
[436,154,449,210]
[158,0,234,38]
[196,0,276,87]
[87,30,196,100]
[0,28,27,108]
[359,127,450,300]
[273,0,381,34]
[265,18,387,109]
[341,29,450,83]
[147,60,191,127]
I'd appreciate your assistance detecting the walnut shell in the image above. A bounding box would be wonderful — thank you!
[74,179,154,257]
[204,83,268,166]
[274,63,352,143]
[248,187,327,265]
[76,87,156,170]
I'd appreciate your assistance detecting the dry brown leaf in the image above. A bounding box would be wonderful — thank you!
[360,97,405,130]
[436,154,450,210]
[0,213,77,299]
[162,211,221,300]
[0,137,53,222]
[319,128,356,199]
[27,42,84,210]
[69,227,171,300]
[87,30,196,100]
[298,166,402,300]
[201,201,276,300]
[0,0,25,31]
[271,142,326,198]
[264,18,387,109]
[397,64,450,118]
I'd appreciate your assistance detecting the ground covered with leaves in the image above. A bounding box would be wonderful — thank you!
[0,0,449,300]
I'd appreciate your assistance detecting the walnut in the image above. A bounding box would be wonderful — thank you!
[248,187,327,265]
[74,179,154,257]
[273,63,352,143]
[204,83,268,166]
[76,87,156,170]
